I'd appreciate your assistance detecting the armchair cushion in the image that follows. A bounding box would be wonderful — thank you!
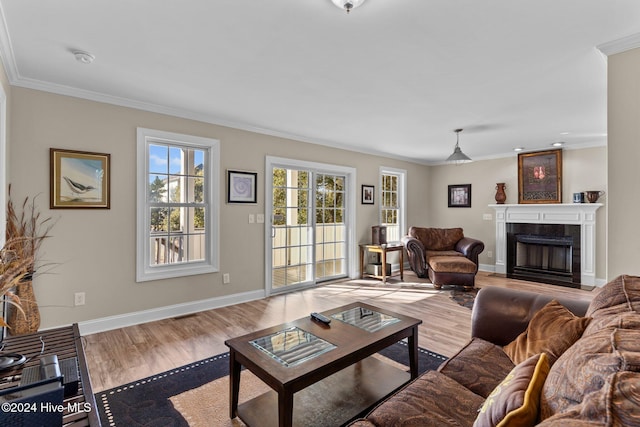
[411,227,464,251]
[425,250,463,261]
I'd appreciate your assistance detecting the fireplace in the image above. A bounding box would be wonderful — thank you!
[506,223,581,287]
[491,203,601,286]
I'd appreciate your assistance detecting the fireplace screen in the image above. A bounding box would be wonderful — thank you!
[515,235,573,278]
[506,223,581,287]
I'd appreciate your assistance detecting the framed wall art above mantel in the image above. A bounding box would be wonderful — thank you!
[518,149,562,204]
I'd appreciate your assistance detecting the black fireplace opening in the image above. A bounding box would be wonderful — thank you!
[506,223,581,288]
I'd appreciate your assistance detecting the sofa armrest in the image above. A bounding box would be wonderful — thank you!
[471,286,590,346]
[455,237,485,269]
[401,235,428,278]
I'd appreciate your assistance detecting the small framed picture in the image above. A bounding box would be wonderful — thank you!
[448,184,471,208]
[227,170,257,204]
[518,149,562,204]
[361,185,375,205]
[50,148,111,209]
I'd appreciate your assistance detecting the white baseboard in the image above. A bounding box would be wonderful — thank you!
[77,289,266,336]
[478,263,495,273]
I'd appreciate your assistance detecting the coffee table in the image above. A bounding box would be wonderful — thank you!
[224,302,422,427]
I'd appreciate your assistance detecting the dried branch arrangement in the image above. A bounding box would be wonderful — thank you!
[0,185,54,328]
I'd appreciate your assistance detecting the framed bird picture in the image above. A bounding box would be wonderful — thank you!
[50,148,111,209]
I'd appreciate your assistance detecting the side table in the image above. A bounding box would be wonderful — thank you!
[359,243,404,283]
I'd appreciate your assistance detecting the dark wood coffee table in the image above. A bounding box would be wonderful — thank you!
[224,302,422,427]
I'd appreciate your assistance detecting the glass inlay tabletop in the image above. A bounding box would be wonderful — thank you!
[331,306,401,332]
[250,327,336,367]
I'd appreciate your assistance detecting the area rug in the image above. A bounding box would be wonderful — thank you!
[96,341,447,427]
[449,287,479,309]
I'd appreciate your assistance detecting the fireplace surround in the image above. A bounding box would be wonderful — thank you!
[491,203,601,286]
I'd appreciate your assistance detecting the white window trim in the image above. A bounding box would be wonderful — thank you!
[379,166,407,241]
[136,128,220,282]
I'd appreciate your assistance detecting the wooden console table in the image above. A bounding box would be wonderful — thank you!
[0,324,100,426]
[359,243,404,283]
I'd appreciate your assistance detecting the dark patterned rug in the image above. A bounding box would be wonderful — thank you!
[95,341,447,426]
[449,288,479,309]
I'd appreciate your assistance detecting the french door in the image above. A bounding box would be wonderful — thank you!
[266,157,356,295]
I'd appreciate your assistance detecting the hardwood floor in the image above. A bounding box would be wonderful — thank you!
[83,271,594,393]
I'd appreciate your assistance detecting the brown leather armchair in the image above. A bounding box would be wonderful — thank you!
[401,227,484,289]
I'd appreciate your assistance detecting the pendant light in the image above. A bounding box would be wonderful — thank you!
[446,129,472,164]
[331,0,367,13]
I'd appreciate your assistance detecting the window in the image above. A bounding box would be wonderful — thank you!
[380,167,406,243]
[137,128,220,282]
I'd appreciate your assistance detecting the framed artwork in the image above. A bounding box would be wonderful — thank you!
[50,148,110,209]
[361,185,374,204]
[227,170,257,203]
[448,184,471,208]
[518,149,562,204]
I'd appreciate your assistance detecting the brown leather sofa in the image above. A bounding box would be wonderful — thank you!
[350,275,640,426]
[401,227,484,289]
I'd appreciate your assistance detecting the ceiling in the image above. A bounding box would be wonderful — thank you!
[1,1,639,164]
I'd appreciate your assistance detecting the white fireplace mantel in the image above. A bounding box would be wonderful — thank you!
[490,203,602,285]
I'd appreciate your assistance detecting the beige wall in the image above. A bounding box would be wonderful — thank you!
[427,147,607,278]
[8,87,429,329]
[5,47,622,329]
[608,47,640,278]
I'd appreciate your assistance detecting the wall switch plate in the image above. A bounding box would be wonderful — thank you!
[487,251,493,258]
[256,214,264,223]
[223,273,230,284]
[249,214,255,224]
[483,214,493,220]
[74,292,85,306]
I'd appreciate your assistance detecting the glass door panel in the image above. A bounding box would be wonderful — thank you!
[271,168,313,289]
[270,166,348,293]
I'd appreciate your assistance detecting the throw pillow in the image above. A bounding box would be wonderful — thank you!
[473,353,550,427]
[503,300,591,366]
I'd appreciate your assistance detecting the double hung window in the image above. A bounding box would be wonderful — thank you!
[380,168,406,243]
[136,128,220,282]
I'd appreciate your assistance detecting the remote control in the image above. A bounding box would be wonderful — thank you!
[310,312,331,325]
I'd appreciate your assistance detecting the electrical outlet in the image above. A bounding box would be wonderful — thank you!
[223,273,230,284]
[74,292,85,306]
[487,251,493,258]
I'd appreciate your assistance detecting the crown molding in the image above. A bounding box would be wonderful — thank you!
[597,33,640,56]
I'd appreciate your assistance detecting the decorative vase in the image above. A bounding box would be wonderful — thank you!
[7,275,41,335]
[495,183,507,204]
[585,190,605,203]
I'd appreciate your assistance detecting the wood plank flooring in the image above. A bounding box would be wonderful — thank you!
[83,271,594,393]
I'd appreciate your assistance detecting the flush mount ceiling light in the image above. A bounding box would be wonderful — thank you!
[331,0,366,13]
[72,50,95,64]
[551,141,564,147]
[446,129,472,164]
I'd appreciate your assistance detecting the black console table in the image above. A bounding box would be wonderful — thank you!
[0,324,100,426]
